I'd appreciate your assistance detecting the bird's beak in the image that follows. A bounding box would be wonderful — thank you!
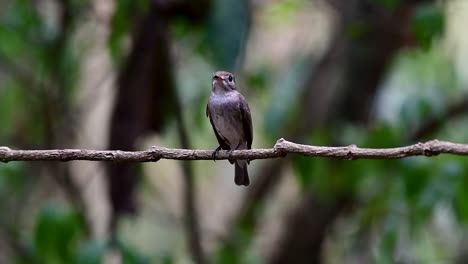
[212,75,222,86]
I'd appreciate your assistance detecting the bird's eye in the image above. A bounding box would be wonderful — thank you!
[228,75,233,82]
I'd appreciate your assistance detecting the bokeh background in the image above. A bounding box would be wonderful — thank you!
[0,0,467,263]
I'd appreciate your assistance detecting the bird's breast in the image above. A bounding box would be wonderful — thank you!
[208,93,246,149]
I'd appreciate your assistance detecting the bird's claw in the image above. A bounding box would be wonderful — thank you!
[212,146,222,161]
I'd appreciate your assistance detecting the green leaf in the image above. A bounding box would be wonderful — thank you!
[215,244,241,264]
[454,163,468,222]
[372,0,400,11]
[109,0,151,62]
[345,22,370,40]
[114,239,151,264]
[262,0,308,27]
[364,125,402,148]
[0,85,20,140]
[292,155,315,190]
[76,240,107,264]
[0,162,27,195]
[399,158,431,204]
[375,229,397,264]
[412,4,444,50]
[34,204,84,264]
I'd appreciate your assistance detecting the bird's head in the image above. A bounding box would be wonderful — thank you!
[212,71,237,93]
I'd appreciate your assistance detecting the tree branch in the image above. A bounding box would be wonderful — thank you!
[1,139,468,163]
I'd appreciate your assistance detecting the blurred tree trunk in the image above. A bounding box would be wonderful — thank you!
[39,0,84,221]
[106,1,210,263]
[107,4,176,220]
[70,0,115,241]
[107,0,210,222]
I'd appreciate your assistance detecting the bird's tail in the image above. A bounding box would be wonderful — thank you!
[235,160,250,186]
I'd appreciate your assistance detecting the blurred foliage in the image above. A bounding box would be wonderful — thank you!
[109,0,151,63]
[75,240,107,264]
[372,0,400,11]
[412,3,445,50]
[12,204,151,264]
[0,0,79,148]
[264,58,311,141]
[33,205,85,263]
[114,239,151,264]
[262,0,309,28]
[205,0,249,70]
[345,21,371,40]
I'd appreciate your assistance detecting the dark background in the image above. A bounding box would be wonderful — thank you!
[0,0,467,263]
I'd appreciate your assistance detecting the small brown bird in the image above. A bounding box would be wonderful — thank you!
[207,71,253,186]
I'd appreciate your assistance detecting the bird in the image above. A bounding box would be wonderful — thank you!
[206,71,253,186]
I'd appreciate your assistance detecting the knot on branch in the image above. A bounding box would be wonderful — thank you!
[147,146,162,161]
[0,146,11,152]
[104,152,115,159]
[274,138,288,157]
[346,145,358,160]
[422,139,441,157]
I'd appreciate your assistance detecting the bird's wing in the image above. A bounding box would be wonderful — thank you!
[206,103,230,150]
[239,94,253,150]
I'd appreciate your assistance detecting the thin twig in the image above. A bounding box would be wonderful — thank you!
[0,139,468,163]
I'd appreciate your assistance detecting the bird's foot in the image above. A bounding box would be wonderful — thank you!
[212,146,222,161]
